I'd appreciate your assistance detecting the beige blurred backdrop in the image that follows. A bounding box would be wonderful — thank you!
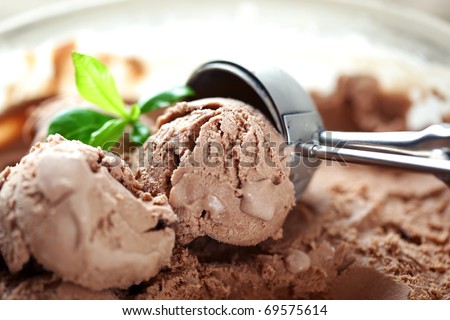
[0,0,450,22]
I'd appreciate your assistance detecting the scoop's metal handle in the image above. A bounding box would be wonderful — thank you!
[309,124,450,181]
[319,124,450,156]
[305,140,450,177]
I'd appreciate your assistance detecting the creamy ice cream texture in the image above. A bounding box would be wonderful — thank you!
[1,76,449,299]
[0,98,296,291]
[0,135,176,290]
[140,98,295,245]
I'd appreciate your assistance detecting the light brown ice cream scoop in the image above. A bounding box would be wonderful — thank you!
[141,98,295,246]
[0,135,176,290]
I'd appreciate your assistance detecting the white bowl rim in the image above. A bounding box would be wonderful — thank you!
[0,0,450,41]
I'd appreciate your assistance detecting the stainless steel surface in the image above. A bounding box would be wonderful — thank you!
[319,124,450,156]
[307,144,450,176]
[313,123,450,180]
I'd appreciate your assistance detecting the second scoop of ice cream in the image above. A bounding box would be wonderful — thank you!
[0,135,176,290]
[141,98,295,245]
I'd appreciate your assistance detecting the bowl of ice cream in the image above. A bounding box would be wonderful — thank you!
[0,0,450,299]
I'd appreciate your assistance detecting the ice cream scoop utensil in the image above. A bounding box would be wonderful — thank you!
[309,124,450,174]
[187,61,450,199]
[319,124,450,156]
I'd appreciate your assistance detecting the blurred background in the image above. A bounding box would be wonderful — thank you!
[1,0,449,169]
[1,0,450,22]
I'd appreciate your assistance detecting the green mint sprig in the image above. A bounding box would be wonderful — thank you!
[47,52,194,149]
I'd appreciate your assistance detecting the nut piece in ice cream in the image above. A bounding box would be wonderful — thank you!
[0,135,176,290]
[141,98,295,246]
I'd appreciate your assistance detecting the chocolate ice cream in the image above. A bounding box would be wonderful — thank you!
[0,135,176,291]
[131,144,449,300]
[0,76,449,300]
[312,75,411,132]
[126,77,449,300]
[140,98,295,246]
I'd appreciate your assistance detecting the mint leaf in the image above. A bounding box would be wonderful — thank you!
[48,108,115,144]
[48,53,192,150]
[129,103,141,122]
[72,52,128,118]
[89,118,127,150]
[140,86,195,113]
[130,121,151,145]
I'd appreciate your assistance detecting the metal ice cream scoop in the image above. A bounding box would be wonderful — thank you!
[187,61,450,199]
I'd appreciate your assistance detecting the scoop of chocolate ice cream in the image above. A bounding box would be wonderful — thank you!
[0,135,176,290]
[140,98,295,246]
